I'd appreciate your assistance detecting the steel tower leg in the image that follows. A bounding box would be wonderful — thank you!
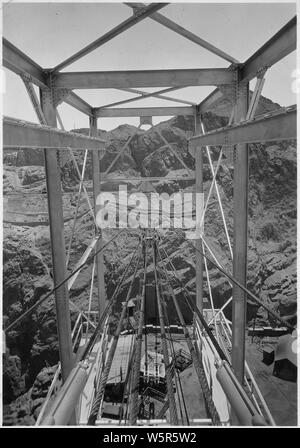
[232,73,249,383]
[40,87,73,383]
[90,114,106,319]
[195,108,203,313]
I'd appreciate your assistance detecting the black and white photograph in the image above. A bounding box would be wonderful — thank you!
[1,1,298,430]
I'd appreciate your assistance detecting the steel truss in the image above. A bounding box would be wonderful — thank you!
[2,4,297,422]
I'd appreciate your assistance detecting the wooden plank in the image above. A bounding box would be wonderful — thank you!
[53,68,235,89]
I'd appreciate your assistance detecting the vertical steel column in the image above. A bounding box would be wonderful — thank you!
[232,71,249,383]
[195,108,203,312]
[40,85,73,383]
[90,114,106,319]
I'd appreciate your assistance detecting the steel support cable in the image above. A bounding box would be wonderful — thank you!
[159,243,227,362]
[156,260,187,423]
[66,149,89,267]
[159,278,185,424]
[87,245,143,425]
[128,239,148,425]
[205,146,233,259]
[158,244,194,315]
[119,334,137,425]
[156,127,192,175]
[202,240,220,342]
[166,229,294,332]
[79,240,141,362]
[157,246,221,425]
[122,350,137,424]
[124,329,138,422]
[104,124,142,176]
[86,258,96,337]
[173,229,295,331]
[199,147,223,230]
[201,235,231,273]
[123,327,140,424]
[200,118,233,259]
[5,230,125,333]
[69,150,96,224]
[160,285,189,426]
[152,240,179,426]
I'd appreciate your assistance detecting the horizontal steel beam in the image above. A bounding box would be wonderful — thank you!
[101,176,195,182]
[52,3,167,72]
[96,106,195,117]
[3,38,47,88]
[53,68,235,89]
[189,106,296,147]
[3,116,106,150]
[126,3,239,64]
[241,16,296,82]
[64,91,93,116]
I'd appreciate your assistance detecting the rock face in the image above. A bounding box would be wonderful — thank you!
[3,365,59,426]
[2,93,296,424]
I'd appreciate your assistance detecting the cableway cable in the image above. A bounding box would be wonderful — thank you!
[87,243,143,425]
[5,230,126,333]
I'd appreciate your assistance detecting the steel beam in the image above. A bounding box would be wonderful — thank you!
[118,87,196,106]
[231,77,249,385]
[52,3,167,72]
[21,76,47,124]
[65,92,93,116]
[40,88,73,383]
[189,106,296,147]
[90,115,106,319]
[3,38,47,88]
[96,86,195,110]
[96,87,177,109]
[197,17,296,114]
[198,88,224,114]
[96,106,195,118]
[3,116,106,151]
[53,68,235,90]
[101,176,195,182]
[126,3,239,64]
[241,16,296,82]
[194,110,203,313]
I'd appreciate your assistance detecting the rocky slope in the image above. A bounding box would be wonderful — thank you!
[2,94,296,424]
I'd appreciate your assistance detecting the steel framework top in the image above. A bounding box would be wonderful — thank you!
[2,5,296,118]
